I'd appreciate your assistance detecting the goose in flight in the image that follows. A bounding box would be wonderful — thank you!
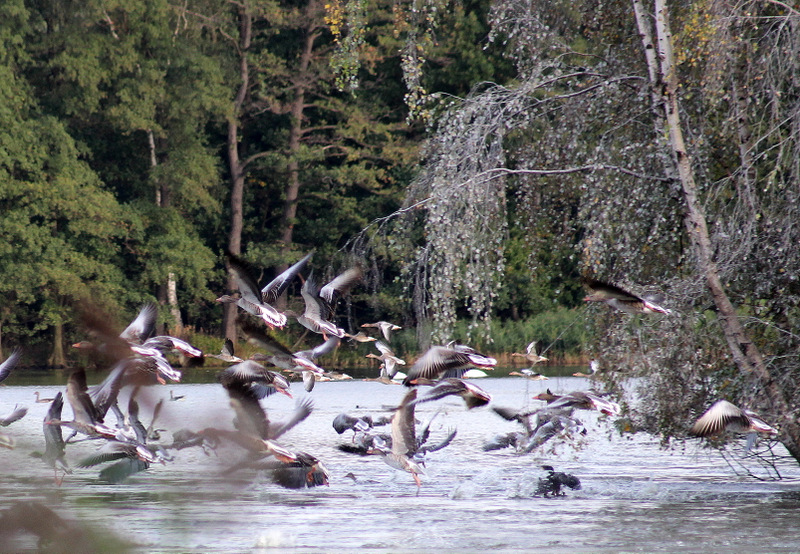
[403,343,496,386]
[573,359,600,378]
[365,340,406,380]
[207,338,244,364]
[219,251,312,329]
[689,400,777,440]
[511,341,548,365]
[287,266,361,339]
[361,321,402,342]
[370,389,426,489]
[407,378,492,410]
[533,390,621,416]
[582,278,672,315]
[509,368,549,380]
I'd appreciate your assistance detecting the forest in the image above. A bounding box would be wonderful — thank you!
[2,0,800,458]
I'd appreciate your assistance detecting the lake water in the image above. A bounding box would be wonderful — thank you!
[1,373,799,552]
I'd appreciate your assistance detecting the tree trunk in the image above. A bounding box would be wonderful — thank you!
[48,320,66,368]
[148,129,184,336]
[274,9,319,307]
[222,4,253,341]
[633,0,800,461]
[167,272,183,336]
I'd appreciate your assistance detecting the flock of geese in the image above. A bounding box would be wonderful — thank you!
[0,257,780,495]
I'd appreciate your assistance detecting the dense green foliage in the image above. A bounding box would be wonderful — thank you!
[1,0,530,363]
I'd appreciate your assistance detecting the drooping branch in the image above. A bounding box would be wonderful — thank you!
[634,0,800,461]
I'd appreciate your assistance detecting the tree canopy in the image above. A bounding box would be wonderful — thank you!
[4,0,800,466]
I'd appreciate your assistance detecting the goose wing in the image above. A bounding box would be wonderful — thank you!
[690,400,750,437]
[582,278,640,302]
[261,252,313,304]
[226,252,266,306]
[119,304,158,344]
[319,266,362,304]
[0,349,21,384]
[391,389,418,456]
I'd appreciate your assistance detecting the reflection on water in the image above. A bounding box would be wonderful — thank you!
[1,374,799,552]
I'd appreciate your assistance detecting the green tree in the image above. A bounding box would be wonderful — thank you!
[26,0,224,335]
[0,0,125,363]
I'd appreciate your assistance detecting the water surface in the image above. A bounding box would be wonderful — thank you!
[1,375,798,552]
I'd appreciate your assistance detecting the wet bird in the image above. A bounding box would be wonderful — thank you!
[535,465,582,497]
[407,378,492,410]
[403,344,497,385]
[219,251,312,329]
[512,341,548,365]
[582,278,672,315]
[361,321,402,342]
[689,400,778,448]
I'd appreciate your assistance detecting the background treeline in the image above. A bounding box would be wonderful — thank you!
[0,0,586,366]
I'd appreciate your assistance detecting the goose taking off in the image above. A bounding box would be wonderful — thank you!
[370,389,426,488]
[365,340,406,380]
